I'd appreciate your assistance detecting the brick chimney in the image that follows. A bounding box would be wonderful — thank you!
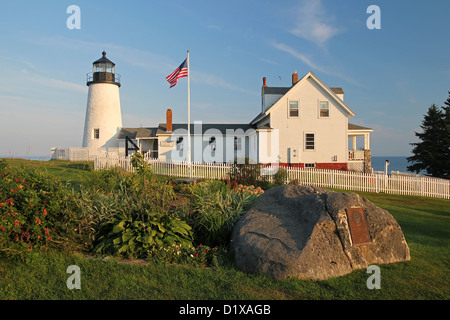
[292,70,298,86]
[166,108,172,132]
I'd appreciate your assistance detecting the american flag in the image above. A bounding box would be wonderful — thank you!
[166,58,188,88]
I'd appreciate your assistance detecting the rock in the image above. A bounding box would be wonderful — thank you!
[230,185,410,280]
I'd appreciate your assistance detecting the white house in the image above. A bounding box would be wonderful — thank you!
[117,70,373,172]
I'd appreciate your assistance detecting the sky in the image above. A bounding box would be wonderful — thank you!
[0,0,449,158]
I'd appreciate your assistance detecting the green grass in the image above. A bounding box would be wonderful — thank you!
[0,158,93,189]
[0,159,449,300]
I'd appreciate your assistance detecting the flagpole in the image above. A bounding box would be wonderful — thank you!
[187,50,192,178]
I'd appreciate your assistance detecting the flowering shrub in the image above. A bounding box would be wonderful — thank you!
[147,243,228,267]
[0,162,82,252]
[235,184,264,197]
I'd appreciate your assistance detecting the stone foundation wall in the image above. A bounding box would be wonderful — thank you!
[364,149,372,173]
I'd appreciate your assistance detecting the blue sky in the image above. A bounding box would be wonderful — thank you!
[0,0,449,157]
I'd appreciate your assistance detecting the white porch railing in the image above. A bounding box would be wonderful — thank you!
[94,155,450,199]
[348,150,365,161]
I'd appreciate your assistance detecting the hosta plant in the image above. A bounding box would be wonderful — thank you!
[94,211,193,259]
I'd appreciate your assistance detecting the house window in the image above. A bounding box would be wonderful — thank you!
[305,133,315,150]
[289,100,299,117]
[209,137,216,151]
[319,101,330,118]
[234,137,242,151]
[176,137,183,151]
[93,128,100,139]
[305,163,316,168]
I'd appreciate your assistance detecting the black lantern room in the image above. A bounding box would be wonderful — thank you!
[86,51,121,87]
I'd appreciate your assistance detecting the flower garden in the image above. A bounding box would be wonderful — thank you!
[0,157,268,267]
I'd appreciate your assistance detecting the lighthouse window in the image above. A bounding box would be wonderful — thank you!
[234,137,242,151]
[209,137,216,151]
[93,128,100,139]
[176,137,183,151]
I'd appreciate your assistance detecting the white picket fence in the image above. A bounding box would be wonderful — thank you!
[51,147,123,161]
[95,155,231,179]
[94,155,450,199]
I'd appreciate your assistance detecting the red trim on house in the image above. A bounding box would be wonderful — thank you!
[261,163,349,171]
[315,163,348,171]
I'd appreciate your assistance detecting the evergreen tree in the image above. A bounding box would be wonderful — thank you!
[407,92,450,178]
[442,93,450,177]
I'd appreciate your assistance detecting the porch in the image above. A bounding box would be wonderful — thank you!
[348,123,373,173]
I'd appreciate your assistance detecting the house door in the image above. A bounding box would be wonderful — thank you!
[288,147,298,165]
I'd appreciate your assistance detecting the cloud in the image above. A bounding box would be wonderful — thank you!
[270,42,364,87]
[290,0,341,46]
[271,42,322,71]
[260,58,279,65]
[23,69,87,94]
[190,70,257,96]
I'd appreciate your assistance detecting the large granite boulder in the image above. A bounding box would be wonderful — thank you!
[231,185,410,280]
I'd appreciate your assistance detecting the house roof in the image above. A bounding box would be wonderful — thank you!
[250,112,268,125]
[330,87,344,95]
[252,71,355,125]
[262,87,290,95]
[348,123,373,131]
[261,84,343,101]
[117,127,158,140]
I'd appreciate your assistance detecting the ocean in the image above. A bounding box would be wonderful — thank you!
[371,156,412,174]
[0,156,51,161]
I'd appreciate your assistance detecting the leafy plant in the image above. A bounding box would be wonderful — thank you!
[94,212,193,259]
[83,167,132,193]
[147,243,229,267]
[130,152,151,175]
[273,167,288,186]
[185,180,262,247]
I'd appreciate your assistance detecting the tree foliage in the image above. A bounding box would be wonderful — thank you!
[407,92,450,178]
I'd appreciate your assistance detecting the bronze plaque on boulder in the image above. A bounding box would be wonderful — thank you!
[346,208,371,246]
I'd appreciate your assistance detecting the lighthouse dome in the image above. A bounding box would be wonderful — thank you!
[87,51,121,87]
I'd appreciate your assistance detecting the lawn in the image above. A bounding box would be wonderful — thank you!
[0,158,93,189]
[0,159,449,301]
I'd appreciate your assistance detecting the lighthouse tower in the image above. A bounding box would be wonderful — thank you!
[82,51,122,151]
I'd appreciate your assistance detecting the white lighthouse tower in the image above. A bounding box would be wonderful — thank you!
[82,51,122,151]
